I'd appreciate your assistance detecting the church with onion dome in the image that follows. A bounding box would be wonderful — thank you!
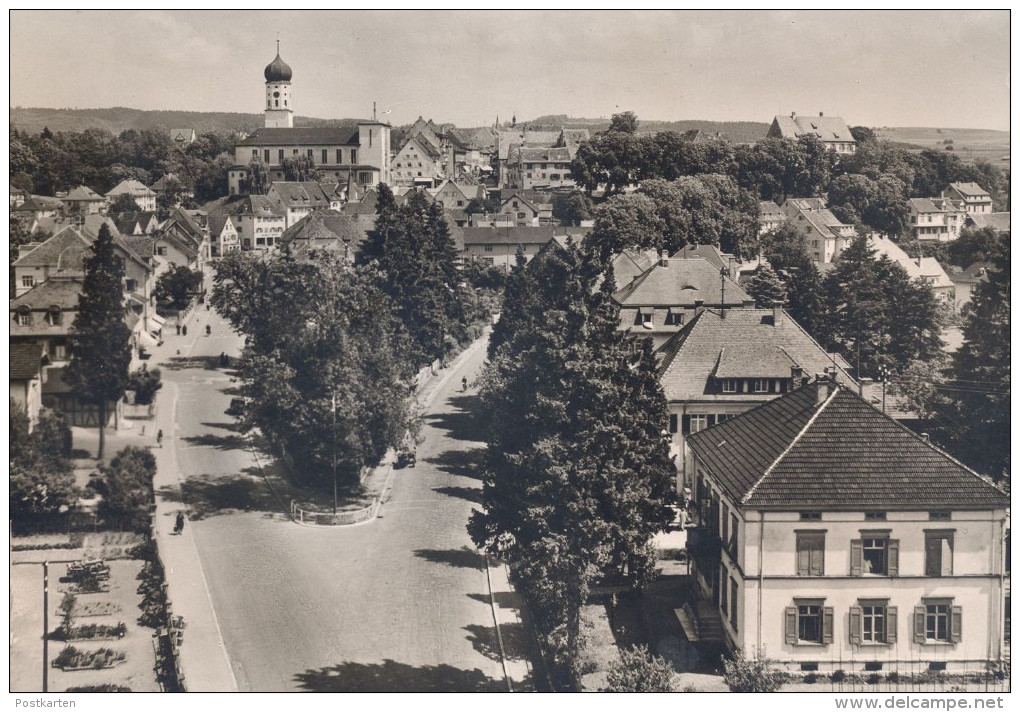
[227,43,392,196]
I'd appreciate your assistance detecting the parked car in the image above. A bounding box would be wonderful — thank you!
[225,398,245,416]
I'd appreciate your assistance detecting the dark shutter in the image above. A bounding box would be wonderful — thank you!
[669,414,678,434]
[707,414,717,427]
[822,607,834,644]
[913,606,927,644]
[809,538,824,576]
[926,536,939,576]
[850,539,863,576]
[785,607,798,645]
[796,537,809,576]
[849,606,862,645]
[886,606,898,644]
[951,605,962,643]
[887,539,900,577]
[682,415,691,435]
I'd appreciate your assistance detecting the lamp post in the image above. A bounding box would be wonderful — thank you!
[42,561,49,692]
[331,391,338,517]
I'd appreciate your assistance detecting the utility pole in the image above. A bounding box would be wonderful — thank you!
[719,267,727,318]
[42,561,49,692]
[332,391,338,517]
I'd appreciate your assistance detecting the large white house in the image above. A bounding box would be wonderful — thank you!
[684,380,1010,675]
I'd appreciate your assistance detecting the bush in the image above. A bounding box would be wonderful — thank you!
[53,645,125,670]
[887,672,900,684]
[98,446,156,526]
[601,645,677,692]
[723,647,789,693]
[831,669,847,683]
[803,673,817,684]
[125,368,162,405]
[65,685,131,692]
[867,673,882,685]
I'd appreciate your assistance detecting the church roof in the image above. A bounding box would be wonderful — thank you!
[237,127,360,147]
[264,52,293,82]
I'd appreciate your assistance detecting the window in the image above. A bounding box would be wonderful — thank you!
[278,149,284,161]
[753,378,768,393]
[125,279,137,293]
[865,512,887,521]
[517,212,526,219]
[851,534,898,576]
[483,245,493,253]
[850,601,896,645]
[689,414,709,433]
[800,512,822,521]
[351,149,357,164]
[929,511,951,521]
[786,601,832,645]
[925,531,954,576]
[796,532,825,576]
[322,149,328,164]
[337,149,343,164]
[729,512,738,554]
[641,312,652,325]
[15,309,32,326]
[252,149,259,160]
[482,257,494,266]
[264,149,270,163]
[720,568,728,616]
[293,149,299,155]
[721,378,737,393]
[916,599,960,643]
[21,275,35,289]
[54,344,67,360]
[730,578,738,630]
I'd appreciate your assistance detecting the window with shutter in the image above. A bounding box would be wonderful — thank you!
[886,606,898,644]
[913,606,927,644]
[796,532,825,576]
[850,539,863,576]
[822,607,834,644]
[951,605,962,643]
[681,414,691,435]
[925,531,954,576]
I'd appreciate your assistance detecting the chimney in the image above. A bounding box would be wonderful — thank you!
[694,299,705,317]
[819,111,824,117]
[772,304,783,327]
[816,377,829,405]
[791,364,803,381]
[791,111,796,118]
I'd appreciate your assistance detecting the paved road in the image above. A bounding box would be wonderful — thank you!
[164,308,526,691]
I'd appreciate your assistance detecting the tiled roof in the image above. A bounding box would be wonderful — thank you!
[947,182,990,198]
[614,257,749,307]
[559,129,590,146]
[279,209,364,248]
[446,127,496,152]
[10,279,83,337]
[669,243,735,273]
[63,186,105,201]
[518,146,574,163]
[10,342,44,381]
[758,200,784,218]
[236,126,359,147]
[461,226,589,246]
[868,235,954,289]
[770,114,855,143]
[909,198,939,214]
[270,181,335,209]
[14,227,91,271]
[208,214,233,237]
[15,195,65,212]
[610,249,659,287]
[500,191,540,213]
[951,261,993,285]
[656,308,856,403]
[119,236,154,259]
[687,382,1009,510]
[715,346,797,378]
[106,179,155,198]
[966,212,1010,233]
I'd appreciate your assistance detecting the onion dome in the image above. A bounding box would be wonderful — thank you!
[264,52,292,82]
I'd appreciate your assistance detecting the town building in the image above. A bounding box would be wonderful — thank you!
[429,180,484,212]
[908,197,966,242]
[106,179,157,212]
[495,126,563,188]
[505,145,576,190]
[499,191,551,227]
[461,226,589,271]
[158,207,210,270]
[208,215,240,257]
[782,198,855,269]
[278,209,365,263]
[758,200,787,237]
[684,379,1009,674]
[390,133,445,187]
[170,128,196,145]
[766,112,857,154]
[112,211,161,236]
[60,186,108,215]
[614,254,753,350]
[227,47,391,195]
[656,307,857,492]
[14,195,65,221]
[222,195,287,252]
[943,182,993,214]
[268,181,343,227]
[10,342,46,428]
[868,235,955,305]
[965,212,1010,234]
[949,262,992,313]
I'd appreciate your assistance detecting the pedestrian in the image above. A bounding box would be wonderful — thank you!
[157,429,163,448]
[175,512,185,535]
[176,324,181,336]
[182,325,187,336]
[206,324,211,337]
[461,377,468,391]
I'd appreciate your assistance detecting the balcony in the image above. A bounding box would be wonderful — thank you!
[686,526,722,564]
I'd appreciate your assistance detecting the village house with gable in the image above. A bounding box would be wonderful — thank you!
[766,112,857,154]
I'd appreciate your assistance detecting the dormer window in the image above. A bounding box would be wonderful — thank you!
[753,378,769,393]
[721,379,738,394]
[15,306,32,326]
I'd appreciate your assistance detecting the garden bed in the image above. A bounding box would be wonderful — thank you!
[76,600,122,618]
[52,646,125,671]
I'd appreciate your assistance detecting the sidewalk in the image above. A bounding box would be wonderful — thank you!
[487,560,537,692]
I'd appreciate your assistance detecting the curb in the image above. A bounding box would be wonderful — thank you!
[484,554,514,692]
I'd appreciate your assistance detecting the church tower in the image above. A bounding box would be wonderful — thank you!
[264,42,293,129]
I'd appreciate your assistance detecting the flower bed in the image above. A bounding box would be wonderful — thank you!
[76,601,122,618]
[65,685,131,692]
[57,622,127,642]
[52,646,126,671]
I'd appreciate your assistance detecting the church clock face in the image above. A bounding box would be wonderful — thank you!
[273,91,280,98]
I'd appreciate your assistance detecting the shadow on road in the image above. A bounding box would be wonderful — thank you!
[414,546,485,570]
[464,622,531,663]
[181,432,249,451]
[424,394,487,442]
[156,473,275,520]
[293,659,505,692]
[200,420,244,433]
[432,485,482,504]
[466,591,520,610]
[162,355,231,372]
[423,449,485,481]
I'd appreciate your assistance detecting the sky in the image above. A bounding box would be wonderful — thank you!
[9,10,1011,130]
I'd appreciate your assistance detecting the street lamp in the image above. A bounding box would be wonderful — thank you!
[331,391,338,517]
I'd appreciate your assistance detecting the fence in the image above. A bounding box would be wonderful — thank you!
[290,499,378,527]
